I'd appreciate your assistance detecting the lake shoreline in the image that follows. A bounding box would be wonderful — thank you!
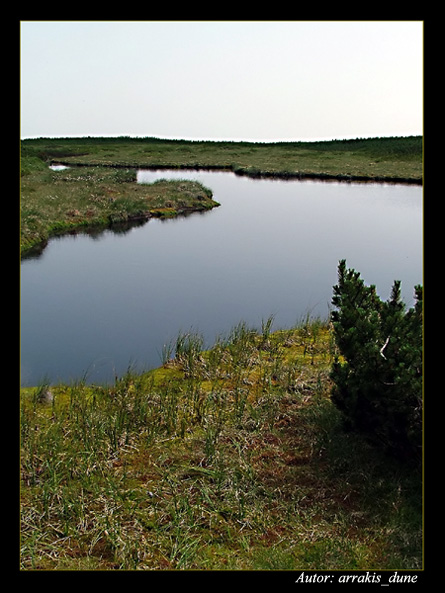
[20,137,423,570]
[20,160,220,257]
[21,135,422,254]
[20,319,423,570]
[51,160,422,185]
[21,169,421,386]
[20,199,221,260]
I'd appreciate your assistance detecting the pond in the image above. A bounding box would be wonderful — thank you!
[20,170,422,386]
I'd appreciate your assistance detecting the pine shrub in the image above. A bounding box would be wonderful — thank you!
[330,260,422,461]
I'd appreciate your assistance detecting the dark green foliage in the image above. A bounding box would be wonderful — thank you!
[330,260,422,461]
[298,135,422,158]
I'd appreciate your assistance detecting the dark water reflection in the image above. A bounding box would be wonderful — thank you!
[20,170,422,386]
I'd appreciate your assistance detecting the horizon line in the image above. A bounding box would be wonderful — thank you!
[20,132,423,143]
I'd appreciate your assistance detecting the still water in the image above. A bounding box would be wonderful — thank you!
[20,170,422,386]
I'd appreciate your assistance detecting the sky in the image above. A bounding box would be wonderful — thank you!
[20,20,423,142]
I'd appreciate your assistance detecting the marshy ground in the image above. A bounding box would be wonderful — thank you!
[20,136,423,571]
[20,320,422,570]
[20,135,422,255]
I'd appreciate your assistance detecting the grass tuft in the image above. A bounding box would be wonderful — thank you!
[20,320,422,570]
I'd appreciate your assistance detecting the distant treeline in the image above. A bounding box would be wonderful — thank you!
[301,135,422,156]
[22,134,422,155]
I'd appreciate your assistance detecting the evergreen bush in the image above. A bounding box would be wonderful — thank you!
[330,260,422,461]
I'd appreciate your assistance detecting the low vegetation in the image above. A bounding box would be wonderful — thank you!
[20,135,422,255]
[22,134,422,181]
[20,153,219,255]
[20,137,423,571]
[20,314,422,570]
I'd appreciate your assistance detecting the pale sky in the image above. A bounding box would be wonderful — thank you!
[20,20,423,141]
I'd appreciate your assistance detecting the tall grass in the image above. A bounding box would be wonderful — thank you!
[20,319,422,570]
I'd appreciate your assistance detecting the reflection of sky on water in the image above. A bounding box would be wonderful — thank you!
[21,172,422,385]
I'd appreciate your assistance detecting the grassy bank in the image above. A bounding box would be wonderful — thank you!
[20,151,219,255]
[20,135,422,255]
[20,319,422,571]
[22,135,423,183]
